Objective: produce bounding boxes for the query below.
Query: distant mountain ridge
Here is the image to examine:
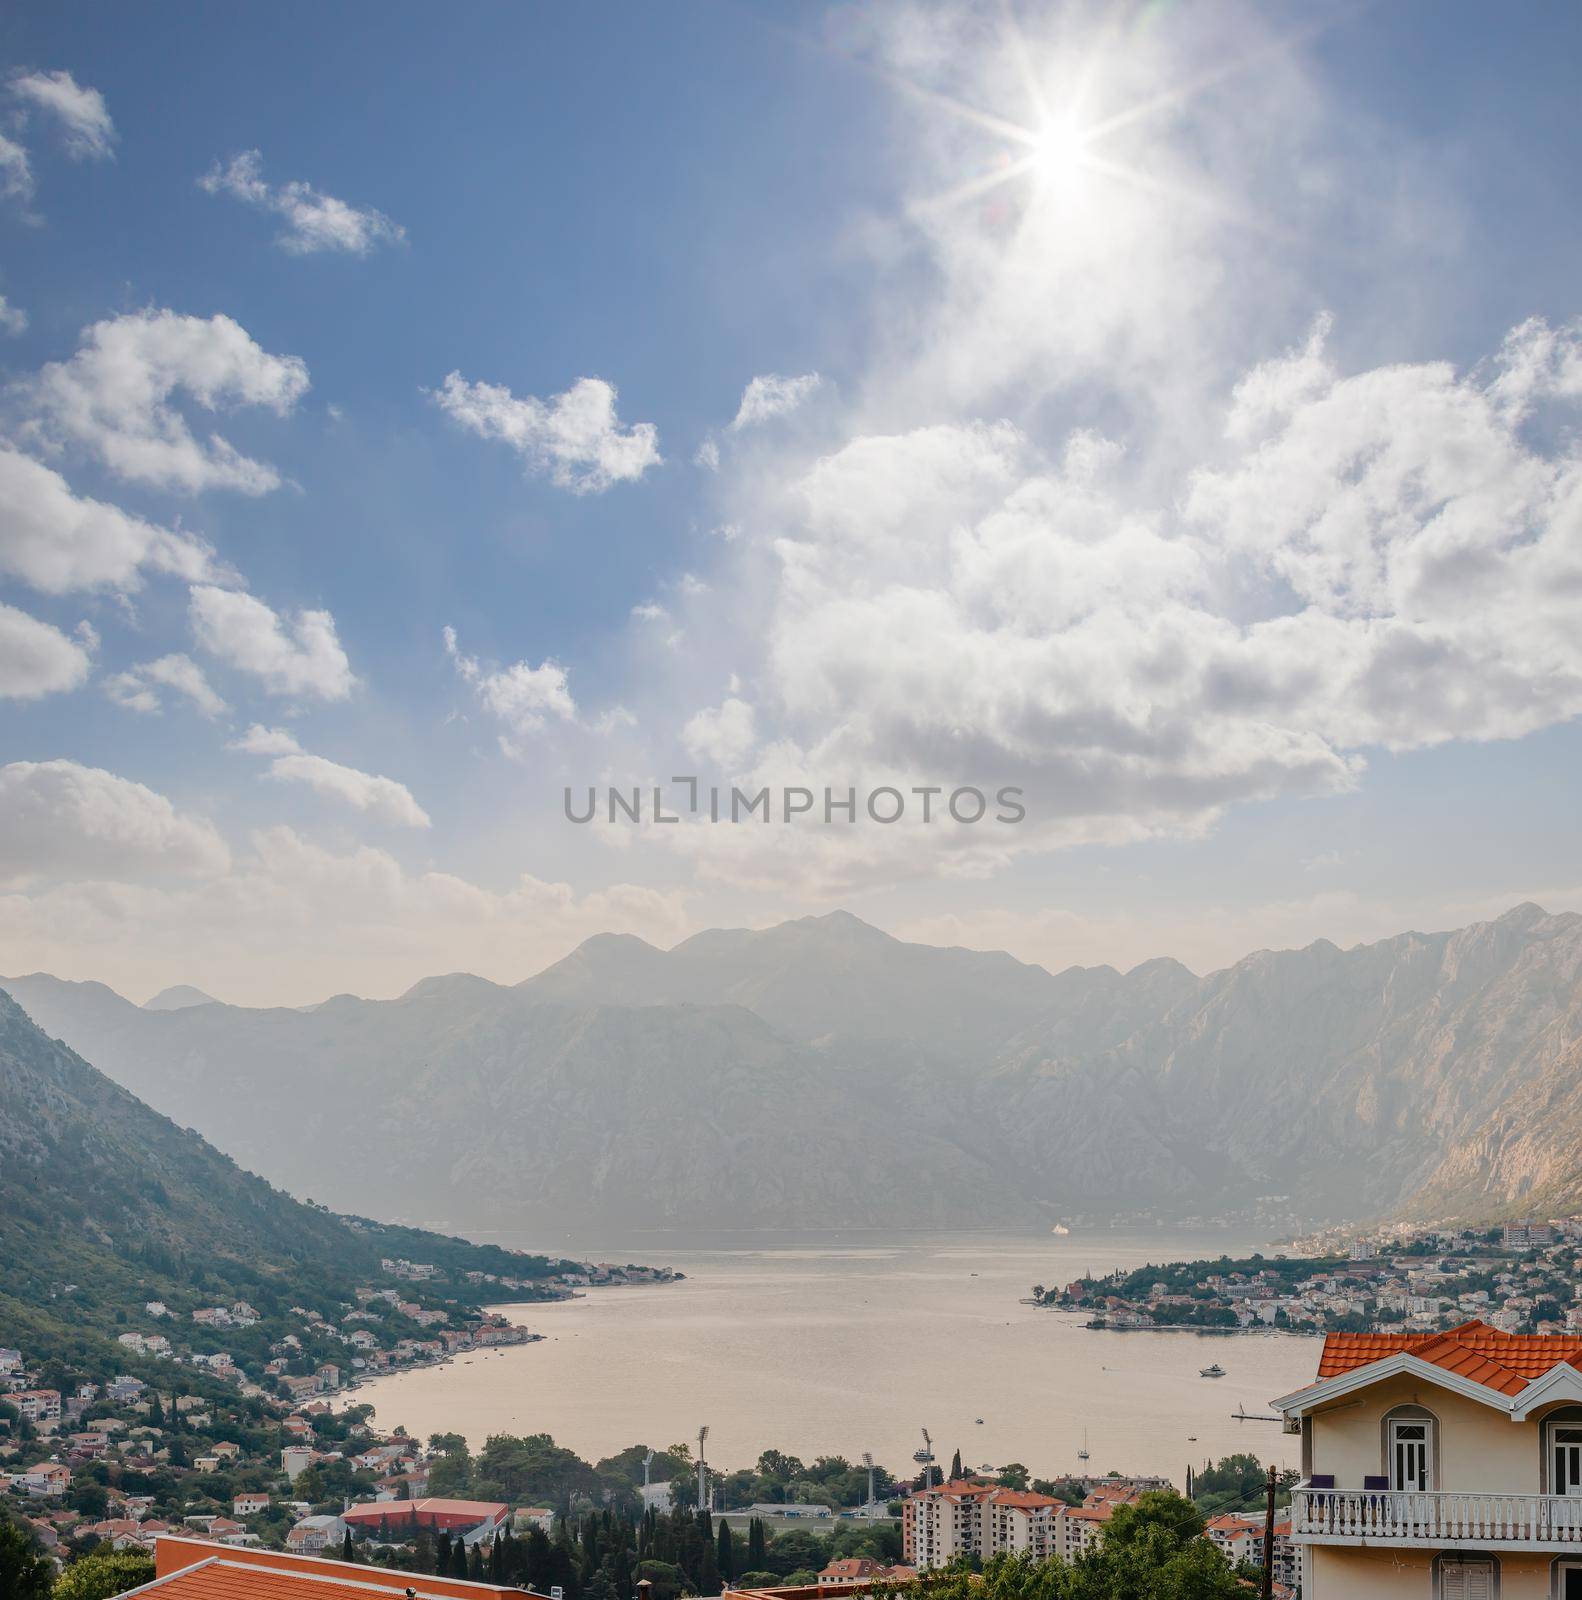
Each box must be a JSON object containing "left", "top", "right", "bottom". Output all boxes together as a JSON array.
[{"left": 6, "top": 904, "right": 1582, "bottom": 1234}]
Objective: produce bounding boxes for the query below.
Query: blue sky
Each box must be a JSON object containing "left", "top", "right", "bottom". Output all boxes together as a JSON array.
[{"left": 2, "top": 0, "right": 1581, "bottom": 1003}]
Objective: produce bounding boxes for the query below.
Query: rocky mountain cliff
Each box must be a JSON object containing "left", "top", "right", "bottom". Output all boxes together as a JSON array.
[{"left": 6, "top": 904, "right": 1582, "bottom": 1235}]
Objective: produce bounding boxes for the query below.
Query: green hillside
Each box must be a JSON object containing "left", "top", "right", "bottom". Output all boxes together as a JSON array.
[{"left": 0, "top": 988, "right": 572, "bottom": 1371}]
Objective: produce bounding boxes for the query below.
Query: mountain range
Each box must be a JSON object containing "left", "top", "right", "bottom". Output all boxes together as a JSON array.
[{"left": 5, "top": 903, "right": 1582, "bottom": 1236}]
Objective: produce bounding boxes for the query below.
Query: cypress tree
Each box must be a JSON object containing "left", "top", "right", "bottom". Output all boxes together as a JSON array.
[
  {"left": 341, "top": 1530, "right": 355, "bottom": 1563},
  {"left": 716, "top": 1519, "right": 735, "bottom": 1580},
  {"left": 468, "top": 1546, "right": 484, "bottom": 1582},
  {"left": 435, "top": 1531, "right": 452, "bottom": 1576},
  {"left": 950, "top": 1450, "right": 962, "bottom": 1482},
  {"left": 451, "top": 1540, "right": 469, "bottom": 1580}
]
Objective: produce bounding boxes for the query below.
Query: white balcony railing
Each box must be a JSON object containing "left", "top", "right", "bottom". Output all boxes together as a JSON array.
[{"left": 1291, "top": 1485, "right": 1582, "bottom": 1547}]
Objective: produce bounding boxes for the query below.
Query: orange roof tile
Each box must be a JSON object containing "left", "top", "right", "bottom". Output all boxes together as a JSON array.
[
  {"left": 1315, "top": 1319, "right": 1582, "bottom": 1397},
  {"left": 150, "top": 1537, "right": 531, "bottom": 1600}
]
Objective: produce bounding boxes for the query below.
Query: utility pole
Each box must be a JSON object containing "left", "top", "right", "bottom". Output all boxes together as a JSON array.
[
  {"left": 1260, "top": 1463, "right": 1277, "bottom": 1600},
  {"left": 697, "top": 1426, "right": 710, "bottom": 1512}
]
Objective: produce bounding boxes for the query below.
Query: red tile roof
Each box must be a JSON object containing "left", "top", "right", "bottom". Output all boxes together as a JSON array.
[
  {"left": 150, "top": 1537, "right": 532, "bottom": 1600},
  {"left": 1316, "top": 1319, "right": 1582, "bottom": 1397}
]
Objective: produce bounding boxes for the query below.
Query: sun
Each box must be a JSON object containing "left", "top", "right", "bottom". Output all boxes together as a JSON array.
[{"left": 1029, "top": 115, "right": 1093, "bottom": 188}]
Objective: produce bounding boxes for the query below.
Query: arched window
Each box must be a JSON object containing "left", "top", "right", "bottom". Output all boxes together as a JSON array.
[
  {"left": 1382, "top": 1403, "right": 1439, "bottom": 1492},
  {"left": 1542, "top": 1407, "right": 1582, "bottom": 1496}
]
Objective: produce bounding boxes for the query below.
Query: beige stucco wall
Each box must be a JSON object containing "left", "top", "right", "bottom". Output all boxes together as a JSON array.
[
  {"left": 1310, "top": 1373, "right": 1552, "bottom": 1493},
  {"left": 1309, "top": 1544, "right": 1572, "bottom": 1597}
]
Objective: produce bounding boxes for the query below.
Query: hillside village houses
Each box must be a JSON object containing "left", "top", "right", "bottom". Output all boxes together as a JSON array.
[{"left": 1049, "top": 1216, "right": 1582, "bottom": 1338}]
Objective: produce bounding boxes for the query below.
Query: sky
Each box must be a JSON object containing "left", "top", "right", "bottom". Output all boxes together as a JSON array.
[{"left": 1, "top": 0, "right": 1580, "bottom": 1006}]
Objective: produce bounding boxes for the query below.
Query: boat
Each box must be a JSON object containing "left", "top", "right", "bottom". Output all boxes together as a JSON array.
[
  {"left": 1077, "top": 1430, "right": 1090, "bottom": 1463},
  {"left": 1050, "top": 1224, "right": 1070, "bottom": 1236},
  {"left": 975, "top": 1417, "right": 984, "bottom": 1425},
  {"left": 1200, "top": 1363, "right": 1226, "bottom": 1378}
]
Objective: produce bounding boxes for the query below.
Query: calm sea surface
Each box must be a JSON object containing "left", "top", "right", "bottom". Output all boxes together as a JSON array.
[{"left": 349, "top": 1231, "right": 1313, "bottom": 1484}]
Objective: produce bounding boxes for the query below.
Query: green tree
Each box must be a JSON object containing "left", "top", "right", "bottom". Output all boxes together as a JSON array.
[
  {"left": 1102, "top": 1490, "right": 1205, "bottom": 1553},
  {"left": 996, "top": 1464, "right": 1030, "bottom": 1491},
  {"left": 717, "top": 1518, "right": 735, "bottom": 1580},
  {"left": 54, "top": 1547, "right": 156, "bottom": 1600},
  {"left": 0, "top": 1521, "right": 52, "bottom": 1600}
]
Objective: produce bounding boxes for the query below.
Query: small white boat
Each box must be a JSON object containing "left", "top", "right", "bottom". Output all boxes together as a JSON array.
[{"left": 1200, "top": 1363, "right": 1227, "bottom": 1378}]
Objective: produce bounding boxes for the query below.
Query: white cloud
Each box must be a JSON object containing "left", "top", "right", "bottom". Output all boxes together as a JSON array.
[
  {"left": 229, "top": 723, "right": 303, "bottom": 757},
  {"left": 189, "top": 586, "right": 355, "bottom": 701},
  {"left": 0, "top": 294, "right": 26, "bottom": 334},
  {"left": 0, "top": 445, "right": 221, "bottom": 594},
  {"left": 0, "top": 602, "right": 92, "bottom": 700},
  {"left": 9, "top": 69, "right": 115, "bottom": 161},
  {"left": 694, "top": 436, "right": 720, "bottom": 471},
  {"left": 228, "top": 724, "right": 430, "bottom": 828},
  {"left": 433, "top": 371, "right": 661, "bottom": 494},
  {"left": 0, "top": 759, "right": 228, "bottom": 887},
  {"left": 0, "top": 132, "right": 32, "bottom": 204},
  {"left": 26, "top": 310, "right": 310, "bottom": 494},
  {"left": 105, "top": 654, "right": 227, "bottom": 718},
  {"left": 682, "top": 697, "right": 757, "bottom": 768},
  {"left": 0, "top": 825, "right": 690, "bottom": 1006},
  {"left": 443, "top": 625, "right": 576, "bottom": 737},
  {"left": 730, "top": 372, "right": 823, "bottom": 431},
  {"left": 198, "top": 150, "right": 405, "bottom": 256},
  {"left": 654, "top": 314, "right": 1582, "bottom": 894}
]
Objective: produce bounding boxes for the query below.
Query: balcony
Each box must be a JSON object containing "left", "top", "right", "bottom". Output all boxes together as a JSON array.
[{"left": 1291, "top": 1484, "right": 1582, "bottom": 1551}]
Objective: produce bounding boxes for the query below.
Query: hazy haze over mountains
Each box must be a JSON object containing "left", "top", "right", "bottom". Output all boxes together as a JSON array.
[{"left": 6, "top": 904, "right": 1582, "bottom": 1238}]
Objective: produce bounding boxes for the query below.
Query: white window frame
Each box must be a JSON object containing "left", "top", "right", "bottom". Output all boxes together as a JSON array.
[
  {"left": 1389, "top": 1416, "right": 1432, "bottom": 1492},
  {"left": 1548, "top": 1421, "right": 1582, "bottom": 1497}
]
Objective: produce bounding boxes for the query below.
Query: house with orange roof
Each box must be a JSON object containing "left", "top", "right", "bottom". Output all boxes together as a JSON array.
[
  {"left": 1273, "top": 1318, "right": 1582, "bottom": 1598},
  {"left": 124, "top": 1534, "right": 547, "bottom": 1599}
]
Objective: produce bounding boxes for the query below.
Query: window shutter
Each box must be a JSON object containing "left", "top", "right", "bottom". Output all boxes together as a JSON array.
[{"left": 1440, "top": 1560, "right": 1495, "bottom": 1600}]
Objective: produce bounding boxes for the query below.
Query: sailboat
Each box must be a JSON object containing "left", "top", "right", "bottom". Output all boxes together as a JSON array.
[{"left": 1077, "top": 1429, "right": 1090, "bottom": 1463}]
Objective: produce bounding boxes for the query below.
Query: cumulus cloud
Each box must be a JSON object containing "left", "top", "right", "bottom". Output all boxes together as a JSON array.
[
  {"left": 650, "top": 314, "right": 1582, "bottom": 894},
  {"left": 198, "top": 150, "right": 405, "bottom": 255},
  {"left": 0, "top": 825, "right": 689, "bottom": 1005},
  {"left": 104, "top": 654, "right": 227, "bottom": 718},
  {"left": 0, "top": 602, "right": 92, "bottom": 700},
  {"left": 0, "top": 445, "right": 221, "bottom": 594},
  {"left": 25, "top": 310, "right": 310, "bottom": 494},
  {"left": 730, "top": 372, "right": 823, "bottom": 430},
  {"left": 443, "top": 625, "right": 576, "bottom": 740},
  {"left": 0, "top": 294, "right": 26, "bottom": 334},
  {"left": 189, "top": 586, "right": 355, "bottom": 701},
  {"left": 228, "top": 724, "right": 430, "bottom": 828},
  {"left": 9, "top": 69, "right": 115, "bottom": 161},
  {"left": 0, "top": 759, "right": 228, "bottom": 887},
  {"left": 433, "top": 372, "right": 661, "bottom": 494},
  {"left": 682, "top": 697, "right": 757, "bottom": 767}
]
